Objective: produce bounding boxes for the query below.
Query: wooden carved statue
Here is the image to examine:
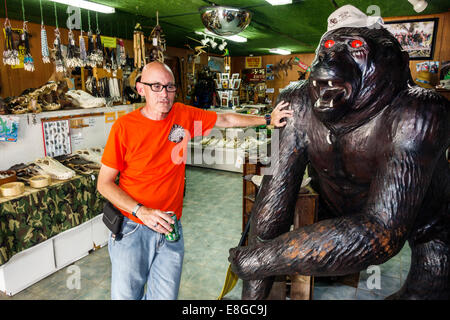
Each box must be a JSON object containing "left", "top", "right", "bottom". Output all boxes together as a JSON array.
[{"left": 228, "top": 6, "right": 449, "bottom": 300}]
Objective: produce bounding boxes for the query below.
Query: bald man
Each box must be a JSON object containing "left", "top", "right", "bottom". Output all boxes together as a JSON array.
[{"left": 97, "top": 61, "right": 292, "bottom": 300}]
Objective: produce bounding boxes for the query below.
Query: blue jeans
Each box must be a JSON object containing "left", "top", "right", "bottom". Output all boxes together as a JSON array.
[{"left": 108, "top": 216, "right": 184, "bottom": 300}]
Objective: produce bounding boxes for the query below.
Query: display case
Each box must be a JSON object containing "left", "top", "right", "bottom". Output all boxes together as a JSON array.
[{"left": 187, "top": 125, "right": 271, "bottom": 173}]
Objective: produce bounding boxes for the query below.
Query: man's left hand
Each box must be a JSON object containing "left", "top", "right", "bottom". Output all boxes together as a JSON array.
[{"left": 270, "top": 100, "right": 293, "bottom": 127}]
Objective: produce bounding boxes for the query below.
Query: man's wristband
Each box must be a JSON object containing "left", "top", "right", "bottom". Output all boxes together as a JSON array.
[
  {"left": 264, "top": 114, "right": 271, "bottom": 125},
  {"left": 132, "top": 203, "right": 143, "bottom": 217}
]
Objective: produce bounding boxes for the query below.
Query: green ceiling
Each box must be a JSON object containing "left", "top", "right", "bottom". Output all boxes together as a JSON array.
[{"left": 1, "top": 0, "right": 449, "bottom": 56}]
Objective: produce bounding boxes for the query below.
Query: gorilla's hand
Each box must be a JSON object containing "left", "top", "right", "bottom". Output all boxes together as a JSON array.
[
  {"left": 229, "top": 245, "right": 258, "bottom": 280},
  {"left": 229, "top": 237, "right": 283, "bottom": 281}
]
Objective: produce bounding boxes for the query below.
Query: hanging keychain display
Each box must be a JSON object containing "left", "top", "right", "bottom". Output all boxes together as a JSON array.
[
  {"left": 20, "top": 0, "right": 34, "bottom": 71},
  {"left": 149, "top": 11, "right": 166, "bottom": 63},
  {"left": 79, "top": 10, "right": 87, "bottom": 67},
  {"left": 66, "top": 28, "right": 80, "bottom": 68},
  {"left": 39, "top": 0, "right": 50, "bottom": 63},
  {"left": 52, "top": 2, "right": 65, "bottom": 72},
  {"left": 133, "top": 23, "right": 145, "bottom": 69},
  {"left": 117, "top": 39, "right": 126, "bottom": 68},
  {"left": 94, "top": 12, "right": 104, "bottom": 66},
  {"left": 22, "top": 21, "right": 34, "bottom": 71},
  {"left": 53, "top": 28, "right": 65, "bottom": 73},
  {"left": 2, "top": 19, "right": 18, "bottom": 66},
  {"left": 2, "top": 0, "right": 19, "bottom": 66},
  {"left": 86, "top": 11, "right": 97, "bottom": 68}
]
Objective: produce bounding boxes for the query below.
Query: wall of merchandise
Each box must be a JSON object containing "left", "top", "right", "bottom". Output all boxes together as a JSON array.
[{"left": 0, "top": 104, "right": 135, "bottom": 170}]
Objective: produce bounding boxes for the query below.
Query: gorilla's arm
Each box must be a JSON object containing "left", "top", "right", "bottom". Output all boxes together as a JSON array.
[
  {"left": 235, "top": 82, "right": 310, "bottom": 299},
  {"left": 229, "top": 91, "right": 449, "bottom": 282}
]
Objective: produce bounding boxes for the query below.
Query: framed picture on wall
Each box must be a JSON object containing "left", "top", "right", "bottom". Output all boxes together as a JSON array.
[
  {"left": 42, "top": 119, "right": 72, "bottom": 157},
  {"left": 384, "top": 18, "right": 438, "bottom": 60}
]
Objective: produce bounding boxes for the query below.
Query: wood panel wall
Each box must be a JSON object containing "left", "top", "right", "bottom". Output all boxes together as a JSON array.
[
  {"left": 1, "top": 11, "right": 448, "bottom": 101},
  {"left": 384, "top": 11, "right": 450, "bottom": 84},
  {"left": 231, "top": 11, "right": 449, "bottom": 106},
  {"left": 0, "top": 18, "right": 192, "bottom": 98}
]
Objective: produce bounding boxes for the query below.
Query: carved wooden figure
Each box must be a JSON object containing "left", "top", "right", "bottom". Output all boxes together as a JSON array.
[{"left": 228, "top": 26, "right": 449, "bottom": 300}]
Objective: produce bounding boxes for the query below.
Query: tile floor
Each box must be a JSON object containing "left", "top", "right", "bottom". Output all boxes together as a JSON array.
[{"left": 0, "top": 166, "right": 411, "bottom": 300}]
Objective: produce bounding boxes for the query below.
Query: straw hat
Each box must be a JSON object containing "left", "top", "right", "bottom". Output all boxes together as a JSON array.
[
  {"left": 415, "top": 71, "right": 433, "bottom": 89},
  {"left": 327, "top": 4, "right": 384, "bottom": 31}
]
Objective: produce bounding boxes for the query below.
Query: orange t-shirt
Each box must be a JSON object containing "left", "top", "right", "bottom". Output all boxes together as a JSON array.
[{"left": 101, "top": 103, "right": 218, "bottom": 224}]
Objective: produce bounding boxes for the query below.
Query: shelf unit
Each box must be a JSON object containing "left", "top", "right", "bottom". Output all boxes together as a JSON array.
[{"left": 242, "top": 156, "right": 319, "bottom": 300}]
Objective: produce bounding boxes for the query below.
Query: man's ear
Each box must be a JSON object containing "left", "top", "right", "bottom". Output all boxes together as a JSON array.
[{"left": 135, "top": 82, "right": 145, "bottom": 96}]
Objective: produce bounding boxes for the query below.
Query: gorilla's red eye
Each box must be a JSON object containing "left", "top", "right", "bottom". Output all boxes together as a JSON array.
[
  {"left": 351, "top": 40, "right": 363, "bottom": 48},
  {"left": 324, "top": 40, "right": 335, "bottom": 48}
]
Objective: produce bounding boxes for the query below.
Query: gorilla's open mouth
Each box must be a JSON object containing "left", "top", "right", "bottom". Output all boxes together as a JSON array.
[{"left": 310, "top": 79, "right": 352, "bottom": 112}]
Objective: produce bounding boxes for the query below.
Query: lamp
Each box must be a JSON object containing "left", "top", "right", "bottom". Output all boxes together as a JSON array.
[
  {"left": 49, "top": 0, "right": 115, "bottom": 14},
  {"left": 201, "top": 37, "right": 210, "bottom": 46},
  {"left": 196, "top": 30, "right": 247, "bottom": 43},
  {"left": 408, "top": 0, "right": 428, "bottom": 13},
  {"left": 269, "top": 48, "right": 291, "bottom": 55},
  {"left": 209, "top": 39, "right": 218, "bottom": 49},
  {"left": 218, "top": 40, "right": 227, "bottom": 51},
  {"left": 265, "top": 0, "right": 292, "bottom": 5}
]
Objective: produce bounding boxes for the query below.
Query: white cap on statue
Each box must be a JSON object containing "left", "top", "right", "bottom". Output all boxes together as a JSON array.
[{"left": 327, "top": 4, "right": 384, "bottom": 31}]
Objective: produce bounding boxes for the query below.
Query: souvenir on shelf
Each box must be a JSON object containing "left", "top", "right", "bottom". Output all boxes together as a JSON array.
[
  {"left": 34, "top": 157, "right": 75, "bottom": 181},
  {"left": 8, "top": 162, "right": 42, "bottom": 184},
  {"left": 74, "top": 148, "right": 103, "bottom": 166},
  {"left": 54, "top": 153, "right": 100, "bottom": 175}
]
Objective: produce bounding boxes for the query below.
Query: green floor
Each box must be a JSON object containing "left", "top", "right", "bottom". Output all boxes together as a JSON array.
[{"left": 0, "top": 166, "right": 411, "bottom": 300}]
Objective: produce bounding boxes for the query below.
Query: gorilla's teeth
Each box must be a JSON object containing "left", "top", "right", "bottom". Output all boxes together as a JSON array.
[
  {"left": 328, "top": 81, "right": 333, "bottom": 87},
  {"left": 313, "top": 80, "right": 317, "bottom": 87},
  {"left": 330, "top": 99, "right": 334, "bottom": 108}
]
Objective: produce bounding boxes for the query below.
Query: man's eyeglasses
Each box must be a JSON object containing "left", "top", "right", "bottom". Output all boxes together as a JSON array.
[{"left": 139, "top": 82, "right": 177, "bottom": 92}]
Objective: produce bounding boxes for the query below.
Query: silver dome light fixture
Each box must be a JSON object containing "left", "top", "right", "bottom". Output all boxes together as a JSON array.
[{"left": 199, "top": 5, "right": 252, "bottom": 36}]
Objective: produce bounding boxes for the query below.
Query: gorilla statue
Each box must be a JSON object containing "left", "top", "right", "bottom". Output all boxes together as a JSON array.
[{"left": 228, "top": 24, "right": 449, "bottom": 300}]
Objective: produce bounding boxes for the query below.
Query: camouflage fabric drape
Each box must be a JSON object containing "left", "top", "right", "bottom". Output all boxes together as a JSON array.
[{"left": 0, "top": 174, "right": 104, "bottom": 266}]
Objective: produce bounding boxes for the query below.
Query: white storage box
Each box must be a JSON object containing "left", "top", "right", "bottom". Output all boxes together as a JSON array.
[
  {"left": 53, "top": 220, "right": 93, "bottom": 268},
  {"left": 91, "top": 214, "right": 110, "bottom": 248},
  {"left": 0, "top": 239, "right": 56, "bottom": 296}
]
